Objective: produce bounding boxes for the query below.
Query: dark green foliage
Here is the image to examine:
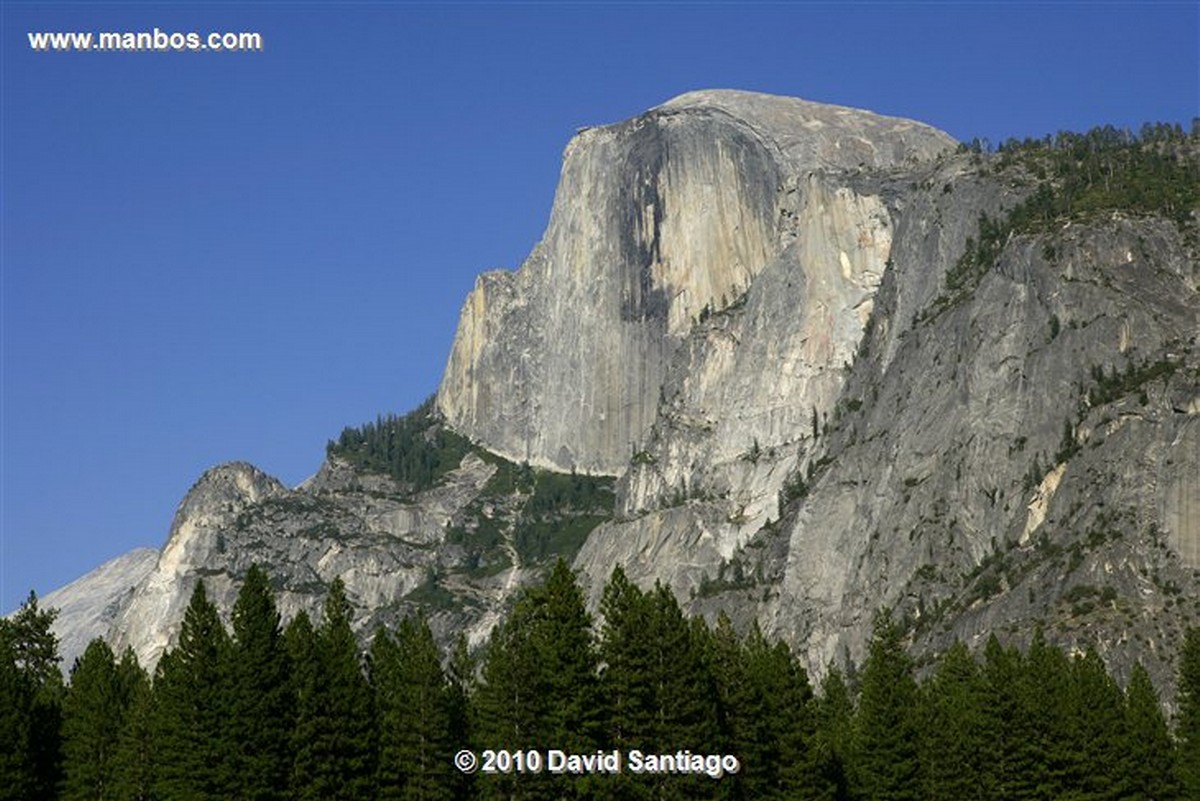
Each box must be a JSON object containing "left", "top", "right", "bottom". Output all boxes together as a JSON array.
[
  {"left": 474, "top": 560, "right": 600, "bottom": 799},
  {"left": 1178, "top": 627, "right": 1200, "bottom": 798},
  {"left": 450, "top": 459, "right": 615, "bottom": 568},
  {"left": 60, "top": 639, "right": 130, "bottom": 800},
  {"left": 979, "top": 636, "right": 1039, "bottom": 800},
  {"left": 227, "top": 565, "right": 293, "bottom": 801},
  {"left": 854, "top": 610, "right": 921, "bottom": 801},
  {"left": 925, "top": 124, "right": 1199, "bottom": 321},
  {"left": 597, "top": 568, "right": 722, "bottom": 800},
  {"left": 0, "top": 634, "right": 35, "bottom": 801},
  {"left": 327, "top": 396, "right": 473, "bottom": 493},
  {"left": 514, "top": 471, "right": 615, "bottom": 564},
  {"left": 598, "top": 573, "right": 717, "bottom": 753},
  {"left": 1055, "top": 418, "right": 1080, "bottom": 464},
  {"left": 291, "top": 579, "right": 377, "bottom": 801},
  {"left": 917, "top": 641, "right": 987, "bottom": 801},
  {"left": 996, "top": 124, "right": 1199, "bottom": 225},
  {"left": 373, "top": 617, "right": 455, "bottom": 801},
  {"left": 712, "top": 618, "right": 814, "bottom": 800},
  {"left": 1087, "top": 358, "right": 1181, "bottom": 408},
  {"left": 1065, "top": 648, "right": 1127, "bottom": 800},
  {"left": 805, "top": 665, "right": 855, "bottom": 801},
  {"left": 597, "top": 567, "right": 653, "bottom": 752},
  {"left": 0, "top": 592, "right": 65, "bottom": 801},
  {"left": 16, "top": 566, "right": 1200, "bottom": 801},
  {"left": 778, "top": 469, "right": 810, "bottom": 508},
  {"left": 1123, "top": 663, "right": 1178, "bottom": 800},
  {"left": 109, "top": 651, "right": 154, "bottom": 801},
  {"left": 1023, "top": 629, "right": 1074, "bottom": 798},
  {"left": 151, "top": 581, "right": 232, "bottom": 801}
]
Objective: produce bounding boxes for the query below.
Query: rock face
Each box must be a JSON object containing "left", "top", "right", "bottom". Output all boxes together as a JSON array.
[
  {"left": 754, "top": 173, "right": 1200, "bottom": 690},
  {"left": 439, "top": 90, "right": 1198, "bottom": 691},
  {"left": 41, "top": 548, "right": 158, "bottom": 670},
  {"left": 43, "top": 91, "right": 1198, "bottom": 696},
  {"left": 50, "top": 429, "right": 614, "bottom": 670},
  {"left": 437, "top": 90, "right": 954, "bottom": 475}
]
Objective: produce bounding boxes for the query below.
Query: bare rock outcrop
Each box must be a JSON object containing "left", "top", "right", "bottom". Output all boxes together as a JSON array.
[{"left": 437, "top": 90, "right": 954, "bottom": 475}]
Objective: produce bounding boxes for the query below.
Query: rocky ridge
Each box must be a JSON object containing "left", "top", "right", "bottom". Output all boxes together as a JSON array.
[{"left": 38, "top": 92, "right": 1199, "bottom": 695}]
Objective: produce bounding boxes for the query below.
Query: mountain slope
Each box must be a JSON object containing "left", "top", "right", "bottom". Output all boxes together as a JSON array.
[{"left": 40, "top": 94, "right": 1198, "bottom": 695}]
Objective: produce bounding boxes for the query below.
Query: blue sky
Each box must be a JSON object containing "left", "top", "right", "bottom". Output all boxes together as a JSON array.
[{"left": 2, "top": 1, "right": 1197, "bottom": 613}]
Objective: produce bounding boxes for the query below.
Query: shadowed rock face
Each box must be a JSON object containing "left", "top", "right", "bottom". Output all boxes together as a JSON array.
[{"left": 437, "top": 90, "right": 955, "bottom": 475}]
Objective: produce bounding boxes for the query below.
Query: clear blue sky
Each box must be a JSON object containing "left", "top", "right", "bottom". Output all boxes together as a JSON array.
[{"left": 2, "top": 1, "right": 1197, "bottom": 613}]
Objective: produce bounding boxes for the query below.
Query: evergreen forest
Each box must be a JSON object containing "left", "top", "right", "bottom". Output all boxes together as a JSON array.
[{"left": 3, "top": 561, "right": 1199, "bottom": 801}]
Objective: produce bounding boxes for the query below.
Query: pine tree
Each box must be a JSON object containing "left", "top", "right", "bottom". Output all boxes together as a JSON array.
[
  {"left": 151, "top": 580, "right": 232, "bottom": 801},
  {"left": 474, "top": 560, "right": 600, "bottom": 800},
  {"left": 598, "top": 566, "right": 655, "bottom": 753},
  {"left": 284, "top": 609, "right": 317, "bottom": 799},
  {"left": 1021, "top": 629, "right": 1071, "bottom": 798},
  {"left": 291, "top": 579, "right": 377, "bottom": 801},
  {"left": 709, "top": 612, "right": 762, "bottom": 798},
  {"left": 110, "top": 650, "right": 154, "bottom": 801},
  {"left": 1066, "top": 648, "right": 1125, "bottom": 801},
  {"left": 60, "top": 638, "right": 127, "bottom": 800},
  {"left": 1122, "top": 662, "right": 1178, "bottom": 800},
  {"left": 646, "top": 584, "right": 719, "bottom": 751},
  {"left": 917, "top": 641, "right": 986, "bottom": 801},
  {"left": 539, "top": 560, "right": 602, "bottom": 748},
  {"left": 853, "top": 610, "right": 920, "bottom": 801},
  {"left": 744, "top": 625, "right": 814, "bottom": 800},
  {"left": 979, "top": 635, "right": 1038, "bottom": 801},
  {"left": 374, "top": 617, "right": 455, "bottom": 801},
  {"left": 804, "top": 665, "right": 854, "bottom": 801},
  {"left": 0, "top": 617, "right": 35, "bottom": 801},
  {"left": 0, "top": 591, "right": 65, "bottom": 800},
  {"left": 446, "top": 633, "right": 475, "bottom": 801},
  {"left": 227, "top": 565, "right": 293, "bottom": 801},
  {"left": 1178, "top": 627, "right": 1200, "bottom": 799}
]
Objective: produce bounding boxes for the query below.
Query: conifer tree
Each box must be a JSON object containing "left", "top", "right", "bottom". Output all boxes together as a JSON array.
[
  {"left": 598, "top": 566, "right": 655, "bottom": 752},
  {"left": 744, "top": 625, "right": 814, "bottom": 800},
  {"left": 1, "top": 592, "right": 65, "bottom": 800},
  {"left": 1178, "top": 627, "right": 1200, "bottom": 798},
  {"left": 1021, "top": 628, "right": 1072, "bottom": 798},
  {"left": 853, "top": 610, "right": 920, "bottom": 801},
  {"left": 110, "top": 650, "right": 154, "bottom": 801},
  {"left": 227, "top": 565, "right": 293, "bottom": 801},
  {"left": 374, "top": 617, "right": 455, "bottom": 801},
  {"left": 710, "top": 612, "right": 761, "bottom": 796},
  {"left": 446, "top": 633, "right": 475, "bottom": 801},
  {"left": 1122, "top": 662, "right": 1178, "bottom": 800},
  {"left": 151, "top": 580, "right": 232, "bottom": 801},
  {"left": 917, "top": 641, "right": 986, "bottom": 801},
  {"left": 805, "top": 665, "right": 854, "bottom": 801},
  {"left": 284, "top": 609, "right": 317, "bottom": 798},
  {"left": 979, "top": 635, "right": 1038, "bottom": 801},
  {"left": 0, "top": 617, "right": 36, "bottom": 801},
  {"left": 291, "top": 579, "right": 377, "bottom": 801},
  {"left": 60, "top": 638, "right": 127, "bottom": 800},
  {"left": 1066, "top": 648, "right": 1125, "bottom": 801},
  {"left": 475, "top": 560, "right": 600, "bottom": 800},
  {"left": 596, "top": 567, "right": 657, "bottom": 801},
  {"left": 646, "top": 584, "right": 719, "bottom": 751}
]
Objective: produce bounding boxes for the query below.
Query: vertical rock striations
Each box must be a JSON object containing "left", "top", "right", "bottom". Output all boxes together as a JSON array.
[{"left": 437, "top": 90, "right": 955, "bottom": 476}]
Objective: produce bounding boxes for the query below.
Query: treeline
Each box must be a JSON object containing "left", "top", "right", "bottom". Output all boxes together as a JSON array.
[
  {"left": 994, "top": 123, "right": 1200, "bottom": 228},
  {"left": 4, "top": 563, "right": 1200, "bottom": 800},
  {"left": 924, "top": 122, "right": 1199, "bottom": 323},
  {"left": 327, "top": 396, "right": 474, "bottom": 493}
]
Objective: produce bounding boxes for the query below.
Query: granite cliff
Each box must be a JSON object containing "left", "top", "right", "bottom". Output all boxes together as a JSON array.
[{"left": 40, "top": 92, "right": 1198, "bottom": 694}]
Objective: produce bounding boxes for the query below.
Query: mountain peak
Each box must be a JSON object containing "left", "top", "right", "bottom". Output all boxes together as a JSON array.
[{"left": 651, "top": 88, "right": 957, "bottom": 171}]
